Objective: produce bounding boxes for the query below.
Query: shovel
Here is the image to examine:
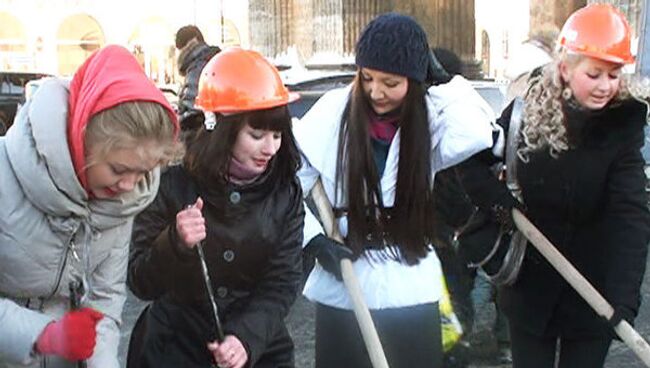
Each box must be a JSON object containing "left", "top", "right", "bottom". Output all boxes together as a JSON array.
[
  {"left": 187, "top": 203, "right": 225, "bottom": 342},
  {"left": 196, "top": 240, "right": 226, "bottom": 342}
]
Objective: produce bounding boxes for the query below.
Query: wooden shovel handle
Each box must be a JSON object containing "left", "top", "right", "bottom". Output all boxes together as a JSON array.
[
  {"left": 311, "top": 179, "right": 390, "bottom": 368},
  {"left": 512, "top": 209, "right": 650, "bottom": 367}
]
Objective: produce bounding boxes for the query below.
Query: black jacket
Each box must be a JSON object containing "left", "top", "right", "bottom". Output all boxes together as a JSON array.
[
  {"left": 177, "top": 41, "right": 220, "bottom": 128},
  {"left": 461, "top": 98, "right": 650, "bottom": 337},
  {"left": 128, "top": 165, "right": 304, "bottom": 366}
]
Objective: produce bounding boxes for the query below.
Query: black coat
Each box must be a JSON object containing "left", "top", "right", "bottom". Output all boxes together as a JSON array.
[
  {"left": 128, "top": 165, "right": 304, "bottom": 366},
  {"left": 462, "top": 98, "right": 650, "bottom": 338}
]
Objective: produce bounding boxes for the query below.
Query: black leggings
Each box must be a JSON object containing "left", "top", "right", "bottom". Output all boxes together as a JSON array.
[
  {"left": 314, "top": 302, "right": 443, "bottom": 368},
  {"left": 509, "top": 322, "right": 613, "bottom": 368}
]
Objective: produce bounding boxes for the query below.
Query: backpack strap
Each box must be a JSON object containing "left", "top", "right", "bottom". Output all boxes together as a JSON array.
[{"left": 482, "top": 97, "right": 527, "bottom": 286}]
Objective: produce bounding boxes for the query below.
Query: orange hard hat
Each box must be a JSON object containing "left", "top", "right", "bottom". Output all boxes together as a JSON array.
[
  {"left": 195, "top": 47, "right": 299, "bottom": 114},
  {"left": 558, "top": 3, "right": 634, "bottom": 64}
]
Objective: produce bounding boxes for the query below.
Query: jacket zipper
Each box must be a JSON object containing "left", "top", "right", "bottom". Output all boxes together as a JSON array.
[
  {"left": 44, "top": 236, "right": 73, "bottom": 301},
  {"left": 40, "top": 236, "right": 77, "bottom": 368}
]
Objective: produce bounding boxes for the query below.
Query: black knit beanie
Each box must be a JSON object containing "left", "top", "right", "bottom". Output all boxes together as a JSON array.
[{"left": 355, "top": 13, "right": 430, "bottom": 82}]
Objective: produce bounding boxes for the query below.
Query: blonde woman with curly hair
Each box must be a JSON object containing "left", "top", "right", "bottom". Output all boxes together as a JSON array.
[
  {"left": 519, "top": 50, "right": 631, "bottom": 161},
  {"left": 455, "top": 4, "right": 650, "bottom": 367}
]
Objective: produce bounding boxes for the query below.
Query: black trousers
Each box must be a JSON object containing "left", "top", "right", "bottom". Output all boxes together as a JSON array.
[
  {"left": 509, "top": 322, "right": 613, "bottom": 368},
  {"left": 314, "top": 302, "right": 443, "bottom": 368}
]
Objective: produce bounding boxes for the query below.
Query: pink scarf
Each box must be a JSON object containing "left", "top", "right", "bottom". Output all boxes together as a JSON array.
[
  {"left": 228, "top": 157, "right": 262, "bottom": 185},
  {"left": 368, "top": 110, "right": 399, "bottom": 143}
]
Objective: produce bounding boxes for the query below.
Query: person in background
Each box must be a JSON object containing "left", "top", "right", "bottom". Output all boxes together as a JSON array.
[
  {"left": 294, "top": 13, "right": 498, "bottom": 368},
  {"left": 430, "top": 46, "right": 475, "bottom": 368},
  {"left": 433, "top": 47, "right": 463, "bottom": 76},
  {"left": 127, "top": 47, "right": 304, "bottom": 368},
  {"left": 175, "top": 25, "right": 221, "bottom": 135},
  {"left": 432, "top": 46, "right": 511, "bottom": 366},
  {"left": 0, "top": 45, "right": 181, "bottom": 368},
  {"left": 456, "top": 4, "right": 650, "bottom": 367},
  {"left": 504, "top": 26, "right": 558, "bottom": 102}
]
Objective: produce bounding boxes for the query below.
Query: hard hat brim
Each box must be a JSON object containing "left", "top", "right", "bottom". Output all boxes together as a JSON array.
[{"left": 197, "top": 91, "right": 301, "bottom": 114}]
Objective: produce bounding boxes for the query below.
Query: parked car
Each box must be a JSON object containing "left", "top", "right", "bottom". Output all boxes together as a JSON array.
[
  {"left": 22, "top": 77, "right": 180, "bottom": 125},
  {"left": 280, "top": 69, "right": 354, "bottom": 118},
  {"left": 283, "top": 70, "right": 508, "bottom": 118},
  {"left": 0, "top": 72, "right": 51, "bottom": 135},
  {"left": 469, "top": 79, "right": 509, "bottom": 116}
]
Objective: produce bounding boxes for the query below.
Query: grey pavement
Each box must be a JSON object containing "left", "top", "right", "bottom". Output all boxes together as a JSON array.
[
  {"left": 604, "top": 266, "right": 650, "bottom": 368},
  {"left": 118, "top": 254, "right": 650, "bottom": 368}
]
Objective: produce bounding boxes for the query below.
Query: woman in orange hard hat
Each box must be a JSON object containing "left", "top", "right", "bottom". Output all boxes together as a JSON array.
[
  {"left": 127, "top": 47, "right": 304, "bottom": 368},
  {"left": 455, "top": 4, "right": 650, "bottom": 367}
]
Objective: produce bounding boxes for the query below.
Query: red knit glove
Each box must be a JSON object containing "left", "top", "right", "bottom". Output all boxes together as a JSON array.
[{"left": 35, "top": 308, "right": 104, "bottom": 361}]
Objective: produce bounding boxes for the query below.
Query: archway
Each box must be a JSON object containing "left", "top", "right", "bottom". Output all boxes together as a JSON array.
[
  {"left": 56, "top": 13, "right": 106, "bottom": 75},
  {"left": 0, "top": 12, "right": 28, "bottom": 70},
  {"left": 129, "top": 16, "right": 175, "bottom": 84}
]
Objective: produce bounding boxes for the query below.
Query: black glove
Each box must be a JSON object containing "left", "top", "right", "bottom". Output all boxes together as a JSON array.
[
  {"left": 304, "top": 234, "right": 353, "bottom": 281},
  {"left": 608, "top": 306, "right": 635, "bottom": 328},
  {"left": 491, "top": 196, "right": 526, "bottom": 234},
  {"left": 604, "top": 305, "right": 636, "bottom": 341}
]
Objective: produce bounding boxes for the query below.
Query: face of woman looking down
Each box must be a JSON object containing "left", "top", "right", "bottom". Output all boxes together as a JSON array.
[
  {"left": 85, "top": 143, "right": 160, "bottom": 199},
  {"left": 232, "top": 123, "right": 282, "bottom": 175},
  {"left": 360, "top": 68, "right": 409, "bottom": 115},
  {"left": 560, "top": 56, "right": 623, "bottom": 110}
]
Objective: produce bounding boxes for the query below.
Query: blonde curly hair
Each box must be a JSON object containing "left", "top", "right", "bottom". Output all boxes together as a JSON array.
[{"left": 518, "top": 51, "right": 631, "bottom": 161}]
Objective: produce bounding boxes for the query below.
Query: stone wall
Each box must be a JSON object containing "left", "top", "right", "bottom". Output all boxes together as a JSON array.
[
  {"left": 249, "top": 0, "right": 479, "bottom": 73},
  {"left": 249, "top": 0, "right": 292, "bottom": 57},
  {"left": 529, "top": 0, "right": 585, "bottom": 42},
  {"left": 588, "top": 0, "right": 643, "bottom": 32}
]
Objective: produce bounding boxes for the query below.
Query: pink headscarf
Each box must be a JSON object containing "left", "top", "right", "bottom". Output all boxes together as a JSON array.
[{"left": 67, "top": 45, "right": 179, "bottom": 191}]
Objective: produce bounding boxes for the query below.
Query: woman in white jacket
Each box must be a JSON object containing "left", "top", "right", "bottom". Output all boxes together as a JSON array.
[
  {"left": 293, "top": 13, "right": 498, "bottom": 367},
  {"left": 0, "top": 45, "right": 180, "bottom": 368}
]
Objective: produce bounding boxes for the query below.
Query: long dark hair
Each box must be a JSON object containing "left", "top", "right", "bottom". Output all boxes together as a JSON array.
[
  {"left": 184, "top": 105, "right": 300, "bottom": 185},
  {"left": 335, "top": 72, "right": 436, "bottom": 265}
]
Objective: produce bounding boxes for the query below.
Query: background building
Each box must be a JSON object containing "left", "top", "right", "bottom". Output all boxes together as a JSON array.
[
  {"left": 249, "top": 0, "right": 481, "bottom": 75},
  {"left": 0, "top": 0, "right": 644, "bottom": 81},
  {"left": 247, "top": 0, "right": 589, "bottom": 79}
]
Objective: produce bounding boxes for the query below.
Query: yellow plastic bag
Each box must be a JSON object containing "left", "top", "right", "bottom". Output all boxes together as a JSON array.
[{"left": 440, "top": 276, "right": 463, "bottom": 352}]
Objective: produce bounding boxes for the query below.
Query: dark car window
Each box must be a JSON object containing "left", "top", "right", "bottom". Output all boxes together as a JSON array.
[
  {"left": 1, "top": 73, "right": 48, "bottom": 95},
  {"left": 0, "top": 72, "right": 52, "bottom": 134},
  {"left": 0, "top": 80, "right": 24, "bottom": 95},
  {"left": 286, "top": 74, "right": 354, "bottom": 118}
]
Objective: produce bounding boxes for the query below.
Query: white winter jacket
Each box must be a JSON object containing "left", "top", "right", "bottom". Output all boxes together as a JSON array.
[
  {"left": 0, "top": 79, "right": 159, "bottom": 367},
  {"left": 294, "top": 76, "right": 497, "bottom": 310}
]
